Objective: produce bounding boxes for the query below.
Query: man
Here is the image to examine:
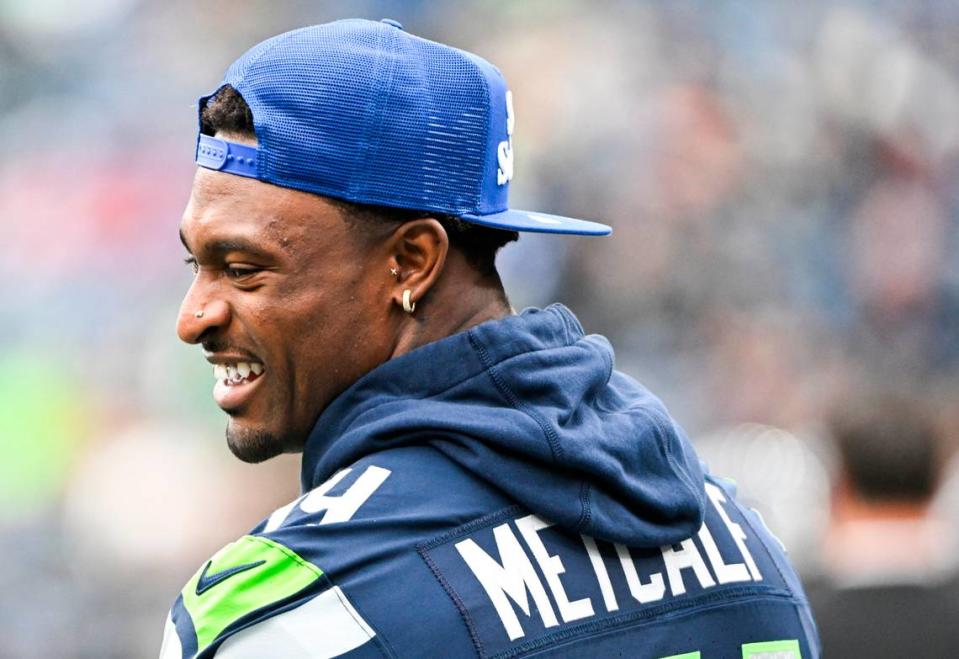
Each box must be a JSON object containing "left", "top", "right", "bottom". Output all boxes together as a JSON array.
[
  {"left": 162, "top": 18, "right": 819, "bottom": 658},
  {"left": 806, "top": 390, "right": 959, "bottom": 658}
]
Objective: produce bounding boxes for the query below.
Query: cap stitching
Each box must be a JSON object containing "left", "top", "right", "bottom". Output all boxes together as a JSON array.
[
  {"left": 455, "top": 53, "right": 492, "bottom": 215},
  {"left": 351, "top": 25, "right": 400, "bottom": 198}
]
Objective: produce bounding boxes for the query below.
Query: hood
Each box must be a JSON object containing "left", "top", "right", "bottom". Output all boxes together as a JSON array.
[{"left": 301, "top": 304, "right": 705, "bottom": 548}]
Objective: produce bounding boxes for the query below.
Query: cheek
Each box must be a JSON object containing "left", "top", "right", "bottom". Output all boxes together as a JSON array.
[
  {"left": 267, "top": 287, "right": 342, "bottom": 376},
  {"left": 263, "top": 262, "right": 386, "bottom": 394},
  {"left": 303, "top": 298, "right": 381, "bottom": 385}
]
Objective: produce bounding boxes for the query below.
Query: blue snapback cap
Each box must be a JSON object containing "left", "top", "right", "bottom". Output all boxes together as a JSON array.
[{"left": 195, "top": 18, "right": 611, "bottom": 236}]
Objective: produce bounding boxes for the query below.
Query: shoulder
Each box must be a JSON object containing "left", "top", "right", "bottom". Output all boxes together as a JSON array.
[
  {"left": 163, "top": 446, "right": 509, "bottom": 658},
  {"left": 257, "top": 446, "right": 512, "bottom": 551}
]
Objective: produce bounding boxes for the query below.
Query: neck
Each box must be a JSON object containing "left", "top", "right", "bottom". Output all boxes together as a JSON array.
[{"left": 390, "top": 256, "right": 512, "bottom": 359}]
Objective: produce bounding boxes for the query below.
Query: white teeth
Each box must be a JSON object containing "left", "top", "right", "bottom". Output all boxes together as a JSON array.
[{"left": 213, "top": 362, "right": 264, "bottom": 382}]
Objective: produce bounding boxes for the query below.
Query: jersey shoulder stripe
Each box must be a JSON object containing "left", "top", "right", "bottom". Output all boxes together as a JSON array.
[
  {"left": 214, "top": 585, "right": 377, "bottom": 658},
  {"left": 181, "top": 534, "right": 321, "bottom": 654},
  {"left": 162, "top": 534, "right": 375, "bottom": 658}
]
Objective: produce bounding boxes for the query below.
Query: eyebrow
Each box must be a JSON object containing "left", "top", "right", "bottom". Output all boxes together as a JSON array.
[{"left": 179, "top": 227, "right": 275, "bottom": 259}]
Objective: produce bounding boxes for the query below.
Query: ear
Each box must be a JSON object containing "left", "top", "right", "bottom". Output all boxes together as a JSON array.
[{"left": 386, "top": 218, "right": 449, "bottom": 312}]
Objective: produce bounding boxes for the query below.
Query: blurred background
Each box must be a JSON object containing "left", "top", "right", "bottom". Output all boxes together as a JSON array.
[{"left": 1, "top": 0, "right": 958, "bottom": 656}]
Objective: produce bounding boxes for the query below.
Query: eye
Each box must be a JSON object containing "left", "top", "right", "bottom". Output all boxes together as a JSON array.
[
  {"left": 183, "top": 256, "right": 198, "bottom": 274},
  {"left": 225, "top": 264, "right": 261, "bottom": 280}
]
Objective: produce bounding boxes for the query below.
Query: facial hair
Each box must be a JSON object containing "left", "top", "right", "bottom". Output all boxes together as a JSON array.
[{"left": 225, "top": 421, "right": 285, "bottom": 463}]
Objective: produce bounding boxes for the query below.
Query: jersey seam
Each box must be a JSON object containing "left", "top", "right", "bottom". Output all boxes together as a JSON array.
[
  {"left": 468, "top": 331, "right": 564, "bottom": 465},
  {"left": 418, "top": 544, "right": 485, "bottom": 658},
  {"left": 415, "top": 506, "right": 531, "bottom": 659},
  {"left": 419, "top": 506, "right": 526, "bottom": 550},
  {"left": 577, "top": 481, "right": 593, "bottom": 530},
  {"left": 492, "top": 587, "right": 799, "bottom": 659},
  {"left": 312, "top": 572, "right": 398, "bottom": 659},
  {"left": 467, "top": 329, "right": 604, "bottom": 534},
  {"left": 632, "top": 404, "right": 703, "bottom": 520},
  {"left": 245, "top": 534, "right": 325, "bottom": 579},
  {"left": 334, "top": 585, "right": 376, "bottom": 642}
]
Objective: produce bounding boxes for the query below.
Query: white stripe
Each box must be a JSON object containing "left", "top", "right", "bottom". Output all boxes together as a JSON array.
[
  {"left": 215, "top": 586, "right": 376, "bottom": 658},
  {"left": 158, "top": 614, "right": 182, "bottom": 659}
]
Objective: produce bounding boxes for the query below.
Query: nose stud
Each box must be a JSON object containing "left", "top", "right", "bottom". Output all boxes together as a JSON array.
[{"left": 194, "top": 309, "right": 205, "bottom": 319}]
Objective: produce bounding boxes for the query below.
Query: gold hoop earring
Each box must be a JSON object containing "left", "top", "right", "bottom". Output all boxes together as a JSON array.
[{"left": 402, "top": 289, "right": 416, "bottom": 314}]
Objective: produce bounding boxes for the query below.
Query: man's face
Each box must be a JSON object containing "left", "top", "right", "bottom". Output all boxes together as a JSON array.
[{"left": 177, "top": 167, "right": 392, "bottom": 462}]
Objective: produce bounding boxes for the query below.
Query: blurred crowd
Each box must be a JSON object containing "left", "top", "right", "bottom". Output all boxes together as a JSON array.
[{"left": 1, "top": 1, "right": 957, "bottom": 656}]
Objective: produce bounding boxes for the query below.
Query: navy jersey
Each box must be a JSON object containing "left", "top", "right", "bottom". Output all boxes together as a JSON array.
[{"left": 161, "top": 305, "right": 819, "bottom": 658}]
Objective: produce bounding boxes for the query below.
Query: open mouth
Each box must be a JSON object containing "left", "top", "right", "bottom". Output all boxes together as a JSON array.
[
  {"left": 213, "top": 361, "right": 264, "bottom": 385},
  {"left": 212, "top": 361, "right": 266, "bottom": 411}
]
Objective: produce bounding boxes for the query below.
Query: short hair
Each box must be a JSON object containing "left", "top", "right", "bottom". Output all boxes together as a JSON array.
[
  {"left": 200, "top": 85, "right": 518, "bottom": 277},
  {"left": 829, "top": 391, "right": 942, "bottom": 503}
]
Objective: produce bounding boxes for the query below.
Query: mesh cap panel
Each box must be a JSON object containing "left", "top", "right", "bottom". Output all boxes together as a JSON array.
[{"left": 195, "top": 19, "right": 612, "bottom": 236}]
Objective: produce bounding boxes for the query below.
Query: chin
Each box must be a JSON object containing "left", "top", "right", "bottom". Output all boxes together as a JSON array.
[{"left": 225, "top": 422, "right": 285, "bottom": 463}]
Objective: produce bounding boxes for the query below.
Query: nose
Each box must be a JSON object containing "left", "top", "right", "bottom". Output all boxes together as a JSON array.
[{"left": 176, "top": 282, "right": 231, "bottom": 344}]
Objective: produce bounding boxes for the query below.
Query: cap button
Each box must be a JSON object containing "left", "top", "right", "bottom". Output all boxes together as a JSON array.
[{"left": 380, "top": 18, "right": 404, "bottom": 30}]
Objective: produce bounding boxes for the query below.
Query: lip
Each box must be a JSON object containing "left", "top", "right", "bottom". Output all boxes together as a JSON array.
[
  {"left": 213, "top": 371, "right": 265, "bottom": 412},
  {"left": 204, "top": 352, "right": 263, "bottom": 366}
]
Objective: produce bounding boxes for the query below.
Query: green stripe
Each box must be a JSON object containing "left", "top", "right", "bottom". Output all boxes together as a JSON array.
[
  {"left": 742, "top": 639, "right": 801, "bottom": 658},
  {"left": 181, "top": 535, "right": 323, "bottom": 653},
  {"left": 661, "top": 653, "right": 701, "bottom": 659}
]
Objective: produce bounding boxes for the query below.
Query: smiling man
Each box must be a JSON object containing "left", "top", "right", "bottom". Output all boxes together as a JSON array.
[
  {"left": 176, "top": 96, "right": 527, "bottom": 465},
  {"left": 162, "top": 18, "right": 819, "bottom": 659}
]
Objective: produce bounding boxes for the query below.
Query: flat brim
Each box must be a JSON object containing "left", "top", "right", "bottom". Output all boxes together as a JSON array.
[{"left": 459, "top": 209, "right": 612, "bottom": 236}]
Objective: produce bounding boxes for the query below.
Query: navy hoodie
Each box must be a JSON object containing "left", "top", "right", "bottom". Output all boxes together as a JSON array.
[{"left": 160, "top": 305, "right": 820, "bottom": 659}]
